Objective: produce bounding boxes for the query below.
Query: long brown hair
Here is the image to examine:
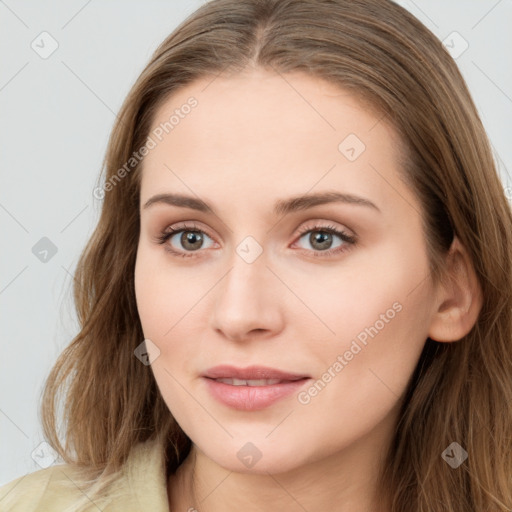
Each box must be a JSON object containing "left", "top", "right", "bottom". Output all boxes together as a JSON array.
[{"left": 39, "top": 0, "right": 512, "bottom": 510}]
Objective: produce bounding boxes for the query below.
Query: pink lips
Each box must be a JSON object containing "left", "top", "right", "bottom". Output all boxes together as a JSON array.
[{"left": 202, "top": 365, "right": 311, "bottom": 411}]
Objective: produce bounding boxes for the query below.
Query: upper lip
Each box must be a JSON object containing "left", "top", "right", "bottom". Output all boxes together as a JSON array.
[{"left": 203, "top": 365, "right": 310, "bottom": 381}]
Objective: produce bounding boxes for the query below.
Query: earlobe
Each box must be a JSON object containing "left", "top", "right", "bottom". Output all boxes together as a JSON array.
[{"left": 428, "top": 237, "right": 483, "bottom": 343}]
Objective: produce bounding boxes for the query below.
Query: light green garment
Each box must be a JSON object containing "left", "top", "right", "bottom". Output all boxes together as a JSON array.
[{"left": 0, "top": 437, "right": 171, "bottom": 511}]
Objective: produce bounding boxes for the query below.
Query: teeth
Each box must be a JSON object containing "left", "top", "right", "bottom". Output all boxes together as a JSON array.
[{"left": 215, "top": 378, "right": 283, "bottom": 386}]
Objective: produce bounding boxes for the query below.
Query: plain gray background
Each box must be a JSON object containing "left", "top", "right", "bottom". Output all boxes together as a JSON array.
[{"left": 1, "top": 0, "right": 511, "bottom": 486}]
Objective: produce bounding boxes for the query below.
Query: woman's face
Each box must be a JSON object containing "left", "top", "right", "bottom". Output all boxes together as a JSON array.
[{"left": 134, "top": 68, "right": 438, "bottom": 474}]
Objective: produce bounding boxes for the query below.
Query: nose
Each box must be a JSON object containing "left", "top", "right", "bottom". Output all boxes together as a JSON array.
[{"left": 210, "top": 248, "right": 285, "bottom": 343}]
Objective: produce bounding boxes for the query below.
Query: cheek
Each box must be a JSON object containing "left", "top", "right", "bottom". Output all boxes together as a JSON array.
[
  {"left": 294, "top": 243, "right": 433, "bottom": 414},
  {"left": 284, "top": 236, "right": 430, "bottom": 345},
  {"left": 134, "top": 250, "right": 196, "bottom": 411},
  {"left": 289, "top": 239, "right": 433, "bottom": 407},
  {"left": 134, "top": 244, "right": 199, "bottom": 343},
  {"left": 134, "top": 245, "right": 220, "bottom": 401}
]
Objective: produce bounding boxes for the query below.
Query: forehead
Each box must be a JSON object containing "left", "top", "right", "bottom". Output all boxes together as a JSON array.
[
  {"left": 140, "top": 69, "right": 417, "bottom": 219},
  {"left": 147, "top": 68, "right": 389, "bottom": 153}
]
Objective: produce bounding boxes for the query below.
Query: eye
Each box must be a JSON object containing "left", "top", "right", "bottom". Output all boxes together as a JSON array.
[
  {"left": 153, "top": 221, "right": 357, "bottom": 259},
  {"left": 292, "top": 223, "right": 357, "bottom": 258},
  {"left": 154, "top": 222, "right": 215, "bottom": 258}
]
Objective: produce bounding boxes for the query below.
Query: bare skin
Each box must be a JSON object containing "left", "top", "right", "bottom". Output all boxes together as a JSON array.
[{"left": 134, "top": 67, "right": 482, "bottom": 512}]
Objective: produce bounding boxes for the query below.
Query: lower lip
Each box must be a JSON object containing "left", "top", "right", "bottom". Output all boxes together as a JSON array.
[{"left": 203, "top": 377, "right": 311, "bottom": 411}]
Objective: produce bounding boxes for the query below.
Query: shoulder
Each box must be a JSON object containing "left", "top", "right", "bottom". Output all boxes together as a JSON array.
[
  {"left": 0, "top": 464, "right": 92, "bottom": 511},
  {"left": 0, "top": 437, "right": 170, "bottom": 512}
]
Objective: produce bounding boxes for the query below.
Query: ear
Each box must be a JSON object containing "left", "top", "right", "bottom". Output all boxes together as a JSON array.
[{"left": 428, "top": 236, "right": 483, "bottom": 343}]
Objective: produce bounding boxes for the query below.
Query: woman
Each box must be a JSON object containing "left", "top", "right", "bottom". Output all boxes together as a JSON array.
[{"left": 1, "top": 0, "right": 511, "bottom": 510}]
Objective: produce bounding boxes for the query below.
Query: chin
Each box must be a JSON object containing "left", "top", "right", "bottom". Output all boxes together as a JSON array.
[{"left": 193, "top": 437, "right": 316, "bottom": 475}]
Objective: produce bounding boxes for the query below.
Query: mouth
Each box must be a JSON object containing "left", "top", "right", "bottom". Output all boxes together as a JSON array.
[
  {"left": 202, "top": 365, "right": 311, "bottom": 411},
  {"left": 211, "top": 378, "right": 298, "bottom": 386}
]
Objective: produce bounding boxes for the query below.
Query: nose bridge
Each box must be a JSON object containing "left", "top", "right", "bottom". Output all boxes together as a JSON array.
[
  {"left": 211, "top": 236, "right": 283, "bottom": 338},
  {"left": 218, "top": 228, "right": 268, "bottom": 289},
  {"left": 222, "top": 240, "right": 270, "bottom": 302}
]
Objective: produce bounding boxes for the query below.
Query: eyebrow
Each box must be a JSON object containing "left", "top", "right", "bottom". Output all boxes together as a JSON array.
[{"left": 142, "top": 191, "right": 381, "bottom": 215}]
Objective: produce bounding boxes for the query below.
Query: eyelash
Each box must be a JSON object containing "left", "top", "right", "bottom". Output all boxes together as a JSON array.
[{"left": 153, "top": 222, "right": 357, "bottom": 259}]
